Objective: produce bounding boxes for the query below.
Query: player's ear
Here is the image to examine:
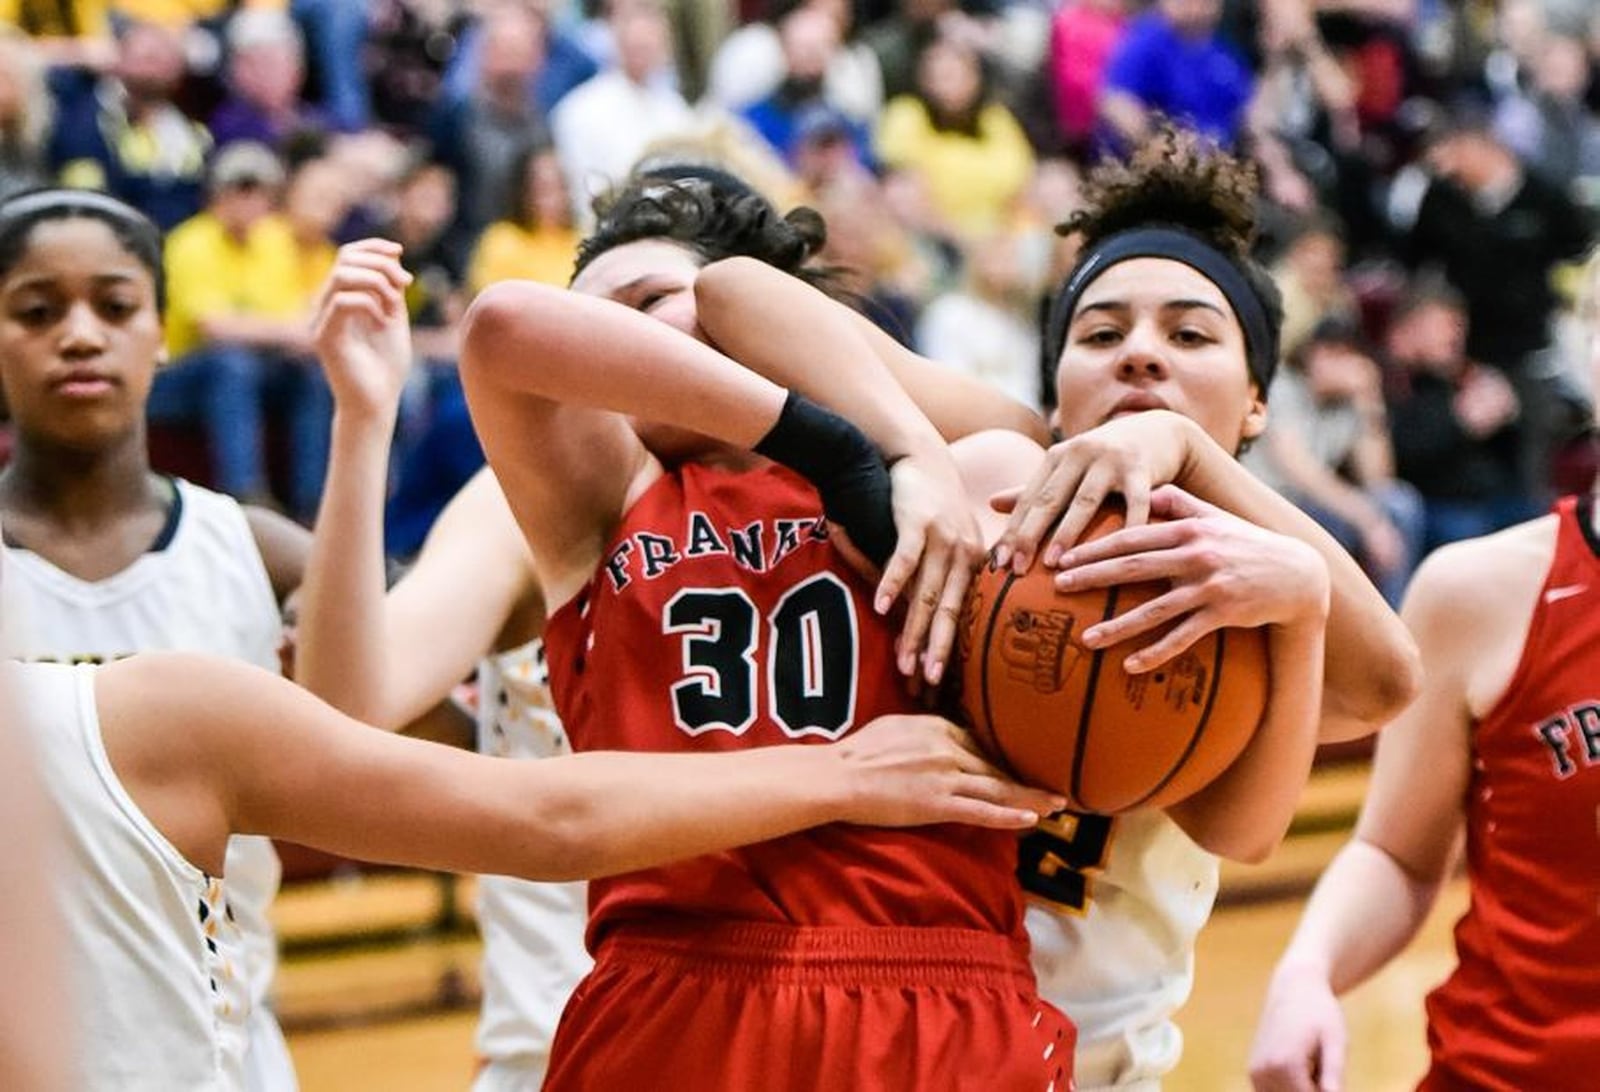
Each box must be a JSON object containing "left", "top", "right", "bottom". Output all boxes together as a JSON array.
[{"left": 1239, "top": 389, "right": 1267, "bottom": 442}]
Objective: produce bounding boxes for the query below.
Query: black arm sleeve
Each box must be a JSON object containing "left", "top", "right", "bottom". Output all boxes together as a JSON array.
[{"left": 754, "top": 391, "right": 897, "bottom": 567}]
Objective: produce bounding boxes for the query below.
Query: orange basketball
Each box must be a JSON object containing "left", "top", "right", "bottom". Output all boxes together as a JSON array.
[{"left": 954, "top": 507, "right": 1269, "bottom": 814}]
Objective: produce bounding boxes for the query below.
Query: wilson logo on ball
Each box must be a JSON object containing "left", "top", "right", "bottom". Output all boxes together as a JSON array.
[{"left": 998, "top": 608, "right": 1083, "bottom": 696}]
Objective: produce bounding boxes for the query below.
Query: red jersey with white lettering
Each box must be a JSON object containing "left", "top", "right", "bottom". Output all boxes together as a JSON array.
[
  {"left": 543, "top": 461, "right": 1026, "bottom": 945},
  {"left": 1421, "top": 495, "right": 1600, "bottom": 1092}
]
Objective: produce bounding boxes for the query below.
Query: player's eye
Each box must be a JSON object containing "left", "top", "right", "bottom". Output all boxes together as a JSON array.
[
  {"left": 1172, "top": 328, "right": 1212, "bottom": 347},
  {"left": 1076, "top": 327, "right": 1121, "bottom": 347},
  {"left": 8, "top": 300, "right": 54, "bottom": 326},
  {"left": 99, "top": 295, "right": 140, "bottom": 320}
]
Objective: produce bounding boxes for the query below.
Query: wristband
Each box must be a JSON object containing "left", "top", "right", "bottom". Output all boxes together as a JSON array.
[{"left": 754, "top": 391, "right": 897, "bottom": 567}]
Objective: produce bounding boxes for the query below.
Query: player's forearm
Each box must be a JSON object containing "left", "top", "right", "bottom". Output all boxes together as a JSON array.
[
  {"left": 295, "top": 410, "right": 401, "bottom": 726},
  {"left": 1277, "top": 838, "right": 1443, "bottom": 995},
  {"left": 1178, "top": 428, "right": 1421, "bottom": 739},
  {"left": 864, "top": 319, "right": 1052, "bottom": 447},
  {"left": 462, "top": 280, "right": 786, "bottom": 449},
  {"left": 1166, "top": 617, "right": 1325, "bottom": 863},
  {"left": 216, "top": 658, "right": 846, "bottom": 879},
  {"left": 500, "top": 746, "right": 854, "bottom": 881},
  {"left": 694, "top": 257, "right": 949, "bottom": 461},
  {"left": 310, "top": 743, "right": 851, "bottom": 882}
]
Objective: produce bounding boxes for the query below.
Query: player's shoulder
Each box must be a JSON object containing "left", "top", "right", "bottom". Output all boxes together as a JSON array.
[
  {"left": 1404, "top": 515, "right": 1557, "bottom": 634},
  {"left": 98, "top": 652, "right": 264, "bottom": 711},
  {"left": 1412, "top": 515, "right": 1557, "bottom": 592},
  {"left": 951, "top": 428, "right": 1048, "bottom": 492}
]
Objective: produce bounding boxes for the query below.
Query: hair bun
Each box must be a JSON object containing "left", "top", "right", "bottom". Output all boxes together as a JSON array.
[
  {"left": 577, "top": 177, "right": 837, "bottom": 288},
  {"left": 782, "top": 206, "right": 827, "bottom": 261}
]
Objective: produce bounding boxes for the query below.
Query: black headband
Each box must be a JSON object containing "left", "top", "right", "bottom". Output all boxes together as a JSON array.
[{"left": 1045, "top": 227, "right": 1279, "bottom": 392}]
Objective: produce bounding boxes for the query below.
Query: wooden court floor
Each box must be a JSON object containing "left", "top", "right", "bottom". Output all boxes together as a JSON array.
[{"left": 283, "top": 872, "right": 1468, "bottom": 1091}]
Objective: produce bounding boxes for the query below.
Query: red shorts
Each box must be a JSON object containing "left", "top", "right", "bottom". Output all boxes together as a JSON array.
[{"left": 543, "top": 920, "right": 1074, "bottom": 1092}]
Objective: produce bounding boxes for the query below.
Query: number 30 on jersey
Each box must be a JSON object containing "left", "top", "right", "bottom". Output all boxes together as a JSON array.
[{"left": 663, "top": 572, "right": 860, "bottom": 740}]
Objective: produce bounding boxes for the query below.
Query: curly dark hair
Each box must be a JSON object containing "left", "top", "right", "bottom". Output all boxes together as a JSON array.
[
  {"left": 1059, "top": 126, "right": 1262, "bottom": 262},
  {"left": 572, "top": 169, "right": 842, "bottom": 294},
  {"left": 1048, "top": 127, "right": 1285, "bottom": 396}
]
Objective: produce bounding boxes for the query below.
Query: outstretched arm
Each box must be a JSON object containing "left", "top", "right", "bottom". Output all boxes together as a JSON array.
[
  {"left": 1248, "top": 526, "right": 1543, "bottom": 1092},
  {"left": 95, "top": 654, "right": 1064, "bottom": 881},
  {"left": 297, "top": 242, "right": 536, "bottom": 728}
]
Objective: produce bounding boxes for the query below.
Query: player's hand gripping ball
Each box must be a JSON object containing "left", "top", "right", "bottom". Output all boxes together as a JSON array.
[{"left": 953, "top": 507, "right": 1268, "bottom": 813}]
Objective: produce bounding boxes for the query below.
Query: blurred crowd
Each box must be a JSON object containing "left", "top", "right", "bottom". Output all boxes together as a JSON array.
[{"left": 1, "top": 0, "right": 1597, "bottom": 598}]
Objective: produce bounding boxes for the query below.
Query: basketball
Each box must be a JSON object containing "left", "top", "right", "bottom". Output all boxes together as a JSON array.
[{"left": 954, "top": 507, "right": 1270, "bottom": 814}]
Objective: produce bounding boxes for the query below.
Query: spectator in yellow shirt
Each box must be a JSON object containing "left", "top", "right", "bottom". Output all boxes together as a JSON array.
[
  {"left": 0, "top": 0, "right": 114, "bottom": 69},
  {"left": 149, "top": 141, "right": 330, "bottom": 518},
  {"left": 467, "top": 143, "right": 581, "bottom": 295},
  {"left": 873, "top": 32, "right": 1033, "bottom": 241}
]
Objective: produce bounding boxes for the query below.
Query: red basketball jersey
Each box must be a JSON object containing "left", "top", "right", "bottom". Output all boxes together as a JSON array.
[
  {"left": 543, "top": 462, "right": 1026, "bottom": 946},
  {"left": 1421, "top": 495, "right": 1600, "bottom": 1091}
]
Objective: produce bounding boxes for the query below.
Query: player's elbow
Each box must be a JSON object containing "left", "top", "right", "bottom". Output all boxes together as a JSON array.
[
  {"left": 693, "top": 256, "right": 765, "bottom": 325},
  {"left": 1325, "top": 631, "right": 1423, "bottom": 743},
  {"left": 512, "top": 804, "right": 599, "bottom": 883},
  {"left": 1196, "top": 824, "right": 1285, "bottom": 866},
  {"left": 1377, "top": 635, "right": 1425, "bottom": 721},
  {"left": 515, "top": 791, "right": 628, "bottom": 883},
  {"left": 1005, "top": 405, "right": 1053, "bottom": 448},
  {"left": 1214, "top": 829, "right": 1283, "bottom": 866},
  {"left": 695, "top": 255, "right": 764, "bottom": 297},
  {"left": 1170, "top": 801, "right": 1290, "bottom": 865},
  {"left": 459, "top": 281, "right": 563, "bottom": 388}
]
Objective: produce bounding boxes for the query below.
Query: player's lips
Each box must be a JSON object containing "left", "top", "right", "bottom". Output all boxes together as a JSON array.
[
  {"left": 1105, "top": 391, "right": 1169, "bottom": 420},
  {"left": 49, "top": 368, "right": 120, "bottom": 397}
]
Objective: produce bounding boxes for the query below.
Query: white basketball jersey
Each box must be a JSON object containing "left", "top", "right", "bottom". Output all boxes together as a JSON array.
[
  {"left": 2, "top": 479, "right": 290, "bottom": 1087},
  {"left": 17, "top": 662, "right": 251, "bottom": 1091},
  {"left": 473, "top": 640, "right": 592, "bottom": 1076},
  {"left": 1023, "top": 809, "right": 1219, "bottom": 1092}
]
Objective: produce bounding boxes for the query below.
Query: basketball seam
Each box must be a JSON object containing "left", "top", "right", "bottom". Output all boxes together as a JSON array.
[
  {"left": 1069, "top": 585, "right": 1120, "bottom": 811},
  {"left": 1125, "top": 631, "right": 1227, "bottom": 811},
  {"left": 978, "top": 569, "right": 1023, "bottom": 777}
]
